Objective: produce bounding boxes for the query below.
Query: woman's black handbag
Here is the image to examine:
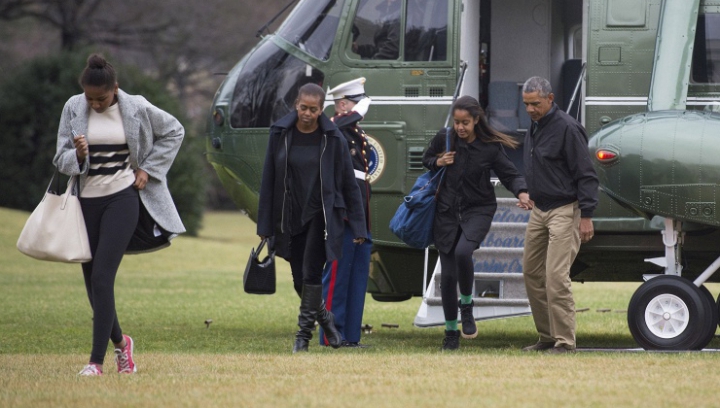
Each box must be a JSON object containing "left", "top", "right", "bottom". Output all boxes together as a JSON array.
[{"left": 243, "top": 238, "right": 276, "bottom": 294}]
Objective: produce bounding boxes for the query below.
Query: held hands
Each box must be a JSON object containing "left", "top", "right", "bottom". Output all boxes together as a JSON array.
[
  {"left": 133, "top": 168, "right": 149, "bottom": 190},
  {"left": 437, "top": 151, "right": 456, "bottom": 167},
  {"left": 74, "top": 134, "right": 89, "bottom": 162},
  {"left": 580, "top": 218, "right": 594, "bottom": 244},
  {"left": 516, "top": 192, "right": 533, "bottom": 210}
]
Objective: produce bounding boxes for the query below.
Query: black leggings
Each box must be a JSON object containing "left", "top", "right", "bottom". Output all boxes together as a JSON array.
[
  {"left": 289, "top": 211, "right": 327, "bottom": 297},
  {"left": 80, "top": 186, "right": 139, "bottom": 365},
  {"left": 439, "top": 228, "right": 480, "bottom": 322}
]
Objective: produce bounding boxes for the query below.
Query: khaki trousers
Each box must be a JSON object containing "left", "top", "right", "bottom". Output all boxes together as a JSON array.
[{"left": 522, "top": 202, "right": 580, "bottom": 349}]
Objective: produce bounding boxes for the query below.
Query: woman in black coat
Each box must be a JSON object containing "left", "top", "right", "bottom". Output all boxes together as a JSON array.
[
  {"left": 257, "top": 83, "right": 367, "bottom": 353},
  {"left": 422, "top": 95, "right": 531, "bottom": 351}
]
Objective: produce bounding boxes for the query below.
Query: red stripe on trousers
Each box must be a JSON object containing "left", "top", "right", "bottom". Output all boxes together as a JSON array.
[{"left": 323, "top": 260, "right": 339, "bottom": 346}]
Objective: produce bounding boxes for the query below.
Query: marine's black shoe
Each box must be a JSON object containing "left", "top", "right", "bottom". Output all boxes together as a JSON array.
[{"left": 342, "top": 341, "right": 369, "bottom": 348}]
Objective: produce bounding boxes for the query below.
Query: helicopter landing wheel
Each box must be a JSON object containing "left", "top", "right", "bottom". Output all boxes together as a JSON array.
[
  {"left": 693, "top": 285, "right": 718, "bottom": 350},
  {"left": 628, "top": 275, "right": 712, "bottom": 350}
]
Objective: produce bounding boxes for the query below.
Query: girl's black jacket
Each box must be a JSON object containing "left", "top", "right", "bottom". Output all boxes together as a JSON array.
[{"left": 423, "top": 128, "right": 527, "bottom": 254}]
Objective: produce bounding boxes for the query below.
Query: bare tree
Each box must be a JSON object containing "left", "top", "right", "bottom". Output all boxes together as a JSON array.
[
  {"left": 0, "top": 0, "right": 172, "bottom": 50},
  {"left": 0, "top": 0, "right": 303, "bottom": 209},
  {"left": 0, "top": 0, "right": 299, "bottom": 119}
]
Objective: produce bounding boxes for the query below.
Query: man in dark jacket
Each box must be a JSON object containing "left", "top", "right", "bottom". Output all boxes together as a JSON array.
[
  {"left": 257, "top": 83, "right": 367, "bottom": 353},
  {"left": 319, "top": 77, "right": 373, "bottom": 348},
  {"left": 520, "top": 76, "right": 599, "bottom": 354}
]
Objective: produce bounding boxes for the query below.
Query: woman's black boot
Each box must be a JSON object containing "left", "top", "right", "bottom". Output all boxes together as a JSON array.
[
  {"left": 317, "top": 298, "right": 343, "bottom": 348},
  {"left": 293, "top": 285, "right": 319, "bottom": 353}
]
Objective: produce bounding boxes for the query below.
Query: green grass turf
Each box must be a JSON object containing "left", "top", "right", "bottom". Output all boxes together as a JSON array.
[{"left": 2, "top": 208, "right": 720, "bottom": 407}]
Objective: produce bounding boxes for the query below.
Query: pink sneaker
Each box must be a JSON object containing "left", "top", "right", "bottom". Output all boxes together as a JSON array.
[
  {"left": 78, "top": 363, "right": 103, "bottom": 376},
  {"left": 114, "top": 334, "right": 137, "bottom": 374}
]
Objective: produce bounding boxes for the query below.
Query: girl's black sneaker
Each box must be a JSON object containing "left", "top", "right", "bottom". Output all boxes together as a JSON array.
[{"left": 442, "top": 330, "right": 460, "bottom": 351}]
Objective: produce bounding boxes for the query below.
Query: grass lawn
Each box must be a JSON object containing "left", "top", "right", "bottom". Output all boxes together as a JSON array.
[{"left": 1, "top": 207, "right": 719, "bottom": 407}]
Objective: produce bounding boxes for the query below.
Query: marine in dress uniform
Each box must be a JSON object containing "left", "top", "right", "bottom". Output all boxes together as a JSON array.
[{"left": 319, "top": 78, "right": 373, "bottom": 347}]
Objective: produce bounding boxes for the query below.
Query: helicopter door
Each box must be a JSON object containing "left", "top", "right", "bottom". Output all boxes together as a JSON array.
[{"left": 689, "top": 12, "right": 720, "bottom": 112}]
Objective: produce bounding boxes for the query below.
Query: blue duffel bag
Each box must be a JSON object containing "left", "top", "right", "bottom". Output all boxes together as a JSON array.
[
  {"left": 389, "top": 167, "right": 446, "bottom": 249},
  {"left": 389, "top": 128, "right": 450, "bottom": 249}
]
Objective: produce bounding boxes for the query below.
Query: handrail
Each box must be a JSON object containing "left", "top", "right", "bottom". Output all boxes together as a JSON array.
[
  {"left": 566, "top": 62, "right": 587, "bottom": 117},
  {"left": 443, "top": 61, "right": 469, "bottom": 128}
]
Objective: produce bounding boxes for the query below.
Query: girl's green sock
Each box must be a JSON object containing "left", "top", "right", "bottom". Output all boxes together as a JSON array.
[{"left": 445, "top": 320, "right": 458, "bottom": 331}]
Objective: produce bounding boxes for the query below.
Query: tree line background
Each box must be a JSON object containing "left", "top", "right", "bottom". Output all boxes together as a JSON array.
[{"left": 0, "top": 0, "right": 293, "bottom": 235}]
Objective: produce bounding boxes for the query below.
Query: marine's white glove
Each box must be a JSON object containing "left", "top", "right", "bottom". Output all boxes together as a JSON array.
[{"left": 353, "top": 97, "right": 371, "bottom": 118}]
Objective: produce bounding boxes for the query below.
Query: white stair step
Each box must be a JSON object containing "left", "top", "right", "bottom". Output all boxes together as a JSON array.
[
  {"left": 493, "top": 198, "right": 531, "bottom": 223},
  {"left": 473, "top": 272, "right": 525, "bottom": 280},
  {"left": 424, "top": 297, "right": 530, "bottom": 307},
  {"left": 431, "top": 271, "right": 525, "bottom": 280},
  {"left": 482, "top": 223, "right": 527, "bottom": 248},
  {"left": 476, "top": 247, "right": 525, "bottom": 255}
]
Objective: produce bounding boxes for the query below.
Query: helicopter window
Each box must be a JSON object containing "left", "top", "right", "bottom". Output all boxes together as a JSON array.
[
  {"left": 277, "top": 0, "right": 346, "bottom": 61},
  {"left": 229, "top": 41, "right": 325, "bottom": 128},
  {"left": 691, "top": 14, "right": 720, "bottom": 84},
  {"left": 404, "top": 0, "right": 448, "bottom": 61},
  {"left": 349, "top": 0, "right": 401, "bottom": 60}
]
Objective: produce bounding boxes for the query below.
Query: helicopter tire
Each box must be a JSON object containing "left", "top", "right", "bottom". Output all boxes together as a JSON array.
[
  {"left": 627, "top": 276, "right": 709, "bottom": 350},
  {"left": 692, "top": 285, "right": 718, "bottom": 350},
  {"left": 716, "top": 293, "right": 720, "bottom": 330}
]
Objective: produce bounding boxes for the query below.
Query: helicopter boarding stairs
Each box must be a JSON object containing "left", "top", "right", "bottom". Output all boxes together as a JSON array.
[{"left": 414, "top": 197, "right": 532, "bottom": 327}]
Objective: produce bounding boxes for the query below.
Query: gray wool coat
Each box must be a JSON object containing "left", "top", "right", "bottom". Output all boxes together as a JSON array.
[{"left": 53, "top": 89, "right": 186, "bottom": 236}]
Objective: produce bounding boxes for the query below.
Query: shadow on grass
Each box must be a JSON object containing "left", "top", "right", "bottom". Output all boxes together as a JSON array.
[{"left": 136, "top": 323, "right": 642, "bottom": 354}]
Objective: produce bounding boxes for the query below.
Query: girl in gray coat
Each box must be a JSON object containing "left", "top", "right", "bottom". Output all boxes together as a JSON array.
[{"left": 54, "top": 54, "right": 185, "bottom": 376}]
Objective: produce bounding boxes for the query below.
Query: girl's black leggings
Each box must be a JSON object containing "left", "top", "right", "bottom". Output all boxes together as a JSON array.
[
  {"left": 80, "top": 186, "right": 139, "bottom": 365},
  {"left": 439, "top": 227, "right": 481, "bottom": 322}
]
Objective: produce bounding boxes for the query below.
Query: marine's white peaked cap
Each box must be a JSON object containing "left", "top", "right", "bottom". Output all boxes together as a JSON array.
[{"left": 328, "top": 77, "right": 366, "bottom": 100}]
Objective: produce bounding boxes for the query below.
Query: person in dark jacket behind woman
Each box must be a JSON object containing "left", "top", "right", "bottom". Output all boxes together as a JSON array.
[
  {"left": 257, "top": 83, "right": 367, "bottom": 353},
  {"left": 319, "top": 77, "right": 373, "bottom": 348},
  {"left": 423, "top": 95, "right": 531, "bottom": 351}
]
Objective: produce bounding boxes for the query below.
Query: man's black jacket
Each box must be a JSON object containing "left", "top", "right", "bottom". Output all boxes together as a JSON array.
[{"left": 522, "top": 104, "right": 599, "bottom": 217}]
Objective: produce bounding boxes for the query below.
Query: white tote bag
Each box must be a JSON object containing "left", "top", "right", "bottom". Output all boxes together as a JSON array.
[{"left": 17, "top": 174, "right": 92, "bottom": 263}]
